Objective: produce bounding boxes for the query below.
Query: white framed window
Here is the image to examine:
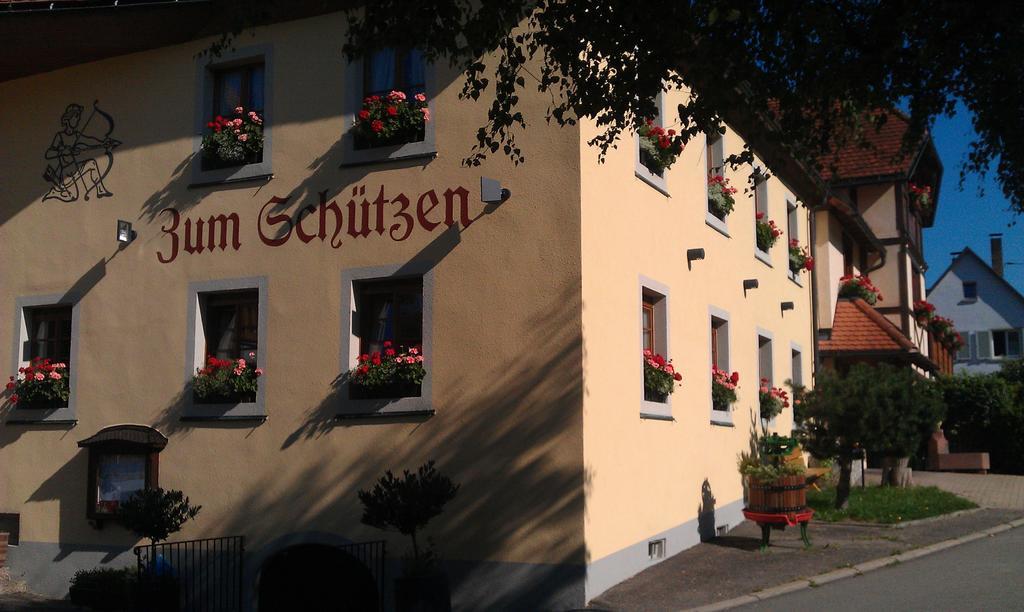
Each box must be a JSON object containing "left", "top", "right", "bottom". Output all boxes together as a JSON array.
[
  {"left": 992, "top": 329, "right": 1022, "bottom": 359},
  {"left": 341, "top": 48, "right": 437, "bottom": 166},
  {"left": 962, "top": 281, "right": 978, "bottom": 301},
  {"left": 786, "top": 200, "right": 801, "bottom": 283},
  {"left": 705, "top": 131, "right": 729, "bottom": 236},
  {"left": 634, "top": 92, "right": 669, "bottom": 195},
  {"left": 709, "top": 306, "right": 733, "bottom": 425},
  {"left": 184, "top": 277, "right": 268, "bottom": 421},
  {"left": 340, "top": 263, "right": 435, "bottom": 418},
  {"left": 6, "top": 293, "right": 81, "bottom": 424},
  {"left": 639, "top": 276, "right": 671, "bottom": 419},
  {"left": 753, "top": 170, "right": 771, "bottom": 264},
  {"left": 191, "top": 44, "right": 274, "bottom": 187},
  {"left": 758, "top": 330, "right": 775, "bottom": 426}
]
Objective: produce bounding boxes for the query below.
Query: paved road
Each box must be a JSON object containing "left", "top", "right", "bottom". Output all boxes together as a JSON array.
[{"left": 738, "top": 525, "right": 1024, "bottom": 611}]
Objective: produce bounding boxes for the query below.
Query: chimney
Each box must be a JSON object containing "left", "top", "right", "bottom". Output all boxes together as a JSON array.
[{"left": 991, "top": 234, "right": 1004, "bottom": 277}]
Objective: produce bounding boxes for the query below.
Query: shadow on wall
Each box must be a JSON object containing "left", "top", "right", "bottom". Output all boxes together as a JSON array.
[
  {"left": 202, "top": 280, "right": 587, "bottom": 610},
  {"left": 697, "top": 479, "right": 717, "bottom": 542}
]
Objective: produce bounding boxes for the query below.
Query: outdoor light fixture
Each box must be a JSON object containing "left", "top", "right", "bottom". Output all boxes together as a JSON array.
[
  {"left": 781, "top": 301, "right": 795, "bottom": 312},
  {"left": 686, "top": 248, "right": 706, "bottom": 263},
  {"left": 743, "top": 279, "right": 759, "bottom": 291},
  {"left": 480, "top": 176, "right": 511, "bottom": 204},
  {"left": 116, "top": 220, "right": 136, "bottom": 244}
]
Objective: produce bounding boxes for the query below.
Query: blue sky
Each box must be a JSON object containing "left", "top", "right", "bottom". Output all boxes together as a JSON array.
[{"left": 925, "top": 107, "right": 1021, "bottom": 290}]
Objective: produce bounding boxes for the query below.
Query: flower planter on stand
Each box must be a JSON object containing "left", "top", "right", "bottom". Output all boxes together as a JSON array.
[{"left": 746, "top": 475, "right": 807, "bottom": 513}]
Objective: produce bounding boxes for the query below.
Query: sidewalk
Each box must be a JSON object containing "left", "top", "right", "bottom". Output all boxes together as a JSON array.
[
  {"left": 588, "top": 508, "right": 1022, "bottom": 611},
  {"left": 867, "top": 469, "right": 1024, "bottom": 510}
]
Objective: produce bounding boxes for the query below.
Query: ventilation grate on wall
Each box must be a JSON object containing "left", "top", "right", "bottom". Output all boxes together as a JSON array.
[{"left": 648, "top": 538, "right": 666, "bottom": 560}]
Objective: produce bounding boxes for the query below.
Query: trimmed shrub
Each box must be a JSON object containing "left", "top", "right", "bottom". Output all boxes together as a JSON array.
[
  {"left": 937, "top": 372, "right": 1024, "bottom": 475},
  {"left": 68, "top": 567, "right": 136, "bottom": 611}
]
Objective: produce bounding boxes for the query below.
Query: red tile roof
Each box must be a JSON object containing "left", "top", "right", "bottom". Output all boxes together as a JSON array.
[
  {"left": 820, "top": 298, "right": 916, "bottom": 352},
  {"left": 818, "top": 112, "right": 923, "bottom": 181}
]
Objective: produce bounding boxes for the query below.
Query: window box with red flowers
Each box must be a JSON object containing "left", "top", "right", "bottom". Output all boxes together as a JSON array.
[
  {"left": 759, "top": 379, "right": 789, "bottom": 422},
  {"left": 838, "top": 274, "right": 883, "bottom": 305},
  {"left": 192, "top": 353, "right": 262, "bottom": 405},
  {"left": 788, "top": 240, "right": 814, "bottom": 275},
  {"left": 349, "top": 341, "right": 426, "bottom": 400},
  {"left": 353, "top": 91, "right": 430, "bottom": 149},
  {"left": 909, "top": 183, "right": 933, "bottom": 217},
  {"left": 913, "top": 300, "right": 936, "bottom": 326},
  {"left": 643, "top": 350, "right": 682, "bottom": 403},
  {"left": 929, "top": 316, "right": 963, "bottom": 352},
  {"left": 200, "top": 106, "right": 264, "bottom": 170},
  {"left": 712, "top": 367, "right": 739, "bottom": 411},
  {"left": 755, "top": 213, "right": 782, "bottom": 252},
  {"left": 707, "top": 175, "right": 738, "bottom": 220},
  {"left": 638, "top": 120, "right": 685, "bottom": 176},
  {"left": 5, "top": 358, "right": 69, "bottom": 409}
]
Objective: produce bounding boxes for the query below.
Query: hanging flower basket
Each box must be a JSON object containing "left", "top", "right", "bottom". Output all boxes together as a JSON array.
[
  {"left": 643, "top": 349, "right": 682, "bottom": 403},
  {"left": 5, "top": 357, "right": 69, "bottom": 409},
  {"left": 707, "top": 175, "right": 738, "bottom": 219},
  {"left": 758, "top": 379, "right": 789, "bottom": 421},
  {"left": 193, "top": 354, "right": 262, "bottom": 404},
  {"left": 201, "top": 107, "right": 264, "bottom": 169},
  {"left": 912, "top": 300, "right": 936, "bottom": 326},
  {"left": 788, "top": 240, "right": 814, "bottom": 274},
  {"left": 755, "top": 213, "right": 782, "bottom": 252},
  {"left": 353, "top": 90, "right": 429, "bottom": 149},
  {"left": 712, "top": 366, "right": 739, "bottom": 411},
  {"left": 838, "top": 274, "right": 883, "bottom": 305},
  {"left": 638, "top": 119, "right": 685, "bottom": 175},
  {"left": 349, "top": 341, "right": 425, "bottom": 399},
  {"left": 909, "top": 183, "right": 933, "bottom": 216}
]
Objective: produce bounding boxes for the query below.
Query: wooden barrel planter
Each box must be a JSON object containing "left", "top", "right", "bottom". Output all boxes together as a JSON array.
[{"left": 747, "top": 475, "right": 807, "bottom": 513}]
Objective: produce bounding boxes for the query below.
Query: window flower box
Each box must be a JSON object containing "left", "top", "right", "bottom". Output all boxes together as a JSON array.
[
  {"left": 755, "top": 213, "right": 782, "bottom": 252},
  {"left": 6, "top": 357, "right": 69, "bottom": 409},
  {"left": 643, "top": 349, "right": 681, "bottom": 404},
  {"left": 929, "top": 315, "right": 964, "bottom": 352},
  {"left": 788, "top": 240, "right": 814, "bottom": 274},
  {"left": 758, "top": 379, "right": 789, "bottom": 422},
  {"left": 349, "top": 342, "right": 425, "bottom": 400},
  {"left": 707, "top": 175, "right": 738, "bottom": 219},
  {"left": 637, "top": 119, "right": 685, "bottom": 176},
  {"left": 201, "top": 106, "right": 264, "bottom": 169},
  {"left": 909, "top": 183, "right": 933, "bottom": 216},
  {"left": 192, "top": 354, "right": 262, "bottom": 405},
  {"left": 712, "top": 366, "right": 739, "bottom": 411},
  {"left": 838, "top": 274, "right": 883, "bottom": 305},
  {"left": 353, "top": 90, "right": 429, "bottom": 149}
]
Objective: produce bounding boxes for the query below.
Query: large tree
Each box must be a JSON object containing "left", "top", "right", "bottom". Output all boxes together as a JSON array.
[{"left": 328, "top": 1, "right": 1024, "bottom": 208}]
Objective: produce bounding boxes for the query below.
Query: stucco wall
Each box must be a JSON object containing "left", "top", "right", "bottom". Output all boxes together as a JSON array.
[
  {"left": 579, "top": 95, "right": 813, "bottom": 600},
  {"left": 0, "top": 14, "right": 586, "bottom": 607}
]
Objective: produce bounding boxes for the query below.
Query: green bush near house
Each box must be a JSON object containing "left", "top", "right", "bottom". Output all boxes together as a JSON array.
[
  {"left": 937, "top": 371, "right": 1024, "bottom": 475},
  {"left": 68, "top": 567, "right": 137, "bottom": 611},
  {"left": 808, "top": 485, "right": 976, "bottom": 524}
]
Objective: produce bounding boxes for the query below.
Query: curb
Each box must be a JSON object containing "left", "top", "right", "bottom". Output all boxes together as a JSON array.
[{"left": 685, "top": 516, "right": 1024, "bottom": 611}]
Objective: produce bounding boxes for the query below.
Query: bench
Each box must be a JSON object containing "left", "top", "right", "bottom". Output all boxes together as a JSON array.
[
  {"left": 928, "top": 430, "right": 990, "bottom": 473},
  {"left": 784, "top": 446, "right": 832, "bottom": 491}
]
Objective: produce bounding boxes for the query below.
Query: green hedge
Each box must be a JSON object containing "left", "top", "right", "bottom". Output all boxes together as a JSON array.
[
  {"left": 937, "top": 371, "right": 1024, "bottom": 475},
  {"left": 68, "top": 567, "right": 136, "bottom": 611}
]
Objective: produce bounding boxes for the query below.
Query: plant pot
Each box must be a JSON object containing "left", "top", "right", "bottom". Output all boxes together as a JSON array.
[
  {"left": 746, "top": 475, "right": 807, "bottom": 513},
  {"left": 193, "top": 392, "right": 256, "bottom": 405},
  {"left": 355, "top": 128, "right": 425, "bottom": 150},
  {"left": 643, "top": 387, "right": 668, "bottom": 403},
  {"left": 395, "top": 571, "right": 451, "bottom": 612},
  {"left": 708, "top": 199, "right": 729, "bottom": 220},
  {"left": 201, "top": 148, "right": 263, "bottom": 171},
  {"left": 350, "top": 381, "right": 422, "bottom": 400},
  {"left": 17, "top": 396, "right": 68, "bottom": 410}
]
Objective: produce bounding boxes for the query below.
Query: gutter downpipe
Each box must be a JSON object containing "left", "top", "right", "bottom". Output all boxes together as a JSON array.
[{"left": 809, "top": 193, "right": 827, "bottom": 377}]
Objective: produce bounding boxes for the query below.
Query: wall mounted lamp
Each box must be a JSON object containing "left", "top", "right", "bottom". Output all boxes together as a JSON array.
[
  {"left": 481, "top": 177, "right": 511, "bottom": 204},
  {"left": 781, "top": 301, "right": 795, "bottom": 312},
  {"left": 742, "top": 279, "right": 759, "bottom": 291},
  {"left": 686, "top": 248, "right": 705, "bottom": 263},
  {"left": 116, "top": 220, "right": 136, "bottom": 245}
]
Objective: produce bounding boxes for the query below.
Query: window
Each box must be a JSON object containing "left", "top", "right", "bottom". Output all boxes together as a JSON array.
[
  {"left": 26, "top": 305, "right": 72, "bottom": 367},
  {"left": 758, "top": 334, "right": 773, "bottom": 388},
  {"left": 202, "top": 290, "right": 259, "bottom": 362},
  {"left": 786, "top": 201, "right": 799, "bottom": 278},
  {"left": 634, "top": 93, "right": 669, "bottom": 194},
  {"left": 639, "top": 278, "right": 671, "bottom": 418},
  {"left": 842, "top": 233, "right": 855, "bottom": 276},
  {"left": 753, "top": 171, "right": 769, "bottom": 256},
  {"left": 711, "top": 314, "right": 731, "bottom": 418},
  {"left": 213, "top": 63, "right": 265, "bottom": 121},
  {"left": 79, "top": 425, "right": 166, "bottom": 522},
  {"left": 913, "top": 268, "right": 923, "bottom": 303},
  {"left": 992, "top": 330, "right": 1022, "bottom": 358},
  {"left": 0, "top": 514, "right": 20, "bottom": 546},
  {"left": 791, "top": 348, "right": 803, "bottom": 388},
  {"left": 956, "top": 333, "right": 971, "bottom": 361},
  {"left": 364, "top": 48, "right": 426, "bottom": 100},
  {"left": 963, "top": 281, "right": 978, "bottom": 300},
  {"left": 706, "top": 132, "right": 724, "bottom": 179},
  {"left": 355, "top": 278, "right": 424, "bottom": 357}
]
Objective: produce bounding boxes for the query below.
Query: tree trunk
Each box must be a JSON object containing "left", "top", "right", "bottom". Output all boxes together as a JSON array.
[
  {"left": 835, "top": 458, "right": 853, "bottom": 510},
  {"left": 880, "top": 456, "right": 913, "bottom": 487}
]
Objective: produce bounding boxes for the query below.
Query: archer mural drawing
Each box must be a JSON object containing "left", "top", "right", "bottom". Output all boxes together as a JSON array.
[{"left": 42, "top": 101, "right": 121, "bottom": 202}]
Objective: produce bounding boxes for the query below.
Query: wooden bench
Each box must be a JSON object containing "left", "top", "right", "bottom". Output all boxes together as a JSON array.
[
  {"left": 928, "top": 430, "right": 990, "bottom": 473},
  {"left": 784, "top": 446, "right": 831, "bottom": 491}
]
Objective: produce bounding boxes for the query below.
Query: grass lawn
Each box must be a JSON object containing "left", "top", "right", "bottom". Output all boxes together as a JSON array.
[{"left": 807, "top": 485, "right": 977, "bottom": 524}]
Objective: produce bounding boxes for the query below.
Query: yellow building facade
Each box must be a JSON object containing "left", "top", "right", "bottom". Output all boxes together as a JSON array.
[{"left": 0, "top": 11, "right": 814, "bottom": 608}]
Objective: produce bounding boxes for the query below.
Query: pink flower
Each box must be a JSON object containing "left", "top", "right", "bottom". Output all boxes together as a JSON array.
[
  {"left": 406, "top": 357, "right": 416, "bottom": 364},
  {"left": 388, "top": 90, "right": 407, "bottom": 101},
  {"left": 237, "top": 359, "right": 246, "bottom": 367},
  {"left": 238, "top": 133, "right": 249, "bottom": 142},
  {"left": 233, "top": 118, "right": 243, "bottom": 127},
  {"left": 415, "top": 355, "right": 424, "bottom": 362},
  {"left": 420, "top": 107, "right": 430, "bottom": 122},
  {"left": 233, "top": 368, "right": 244, "bottom": 376},
  {"left": 409, "top": 347, "right": 419, "bottom": 356},
  {"left": 395, "top": 358, "right": 403, "bottom": 364},
  {"left": 254, "top": 368, "right": 263, "bottom": 377},
  {"left": 234, "top": 128, "right": 241, "bottom": 134},
  {"left": 414, "top": 93, "right": 426, "bottom": 102},
  {"left": 234, "top": 106, "right": 244, "bottom": 114},
  {"left": 34, "top": 372, "right": 44, "bottom": 381},
  {"left": 49, "top": 372, "right": 61, "bottom": 380},
  {"left": 643, "top": 349, "right": 653, "bottom": 358},
  {"left": 664, "top": 364, "right": 675, "bottom": 375},
  {"left": 55, "top": 363, "right": 67, "bottom": 369}
]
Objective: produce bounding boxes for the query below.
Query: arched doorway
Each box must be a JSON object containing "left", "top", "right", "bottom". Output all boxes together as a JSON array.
[{"left": 258, "top": 544, "right": 379, "bottom": 612}]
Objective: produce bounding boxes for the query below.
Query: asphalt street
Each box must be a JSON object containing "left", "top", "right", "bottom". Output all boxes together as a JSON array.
[{"left": 738, "top": 525, "right": 1024, "bottom": 611}]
